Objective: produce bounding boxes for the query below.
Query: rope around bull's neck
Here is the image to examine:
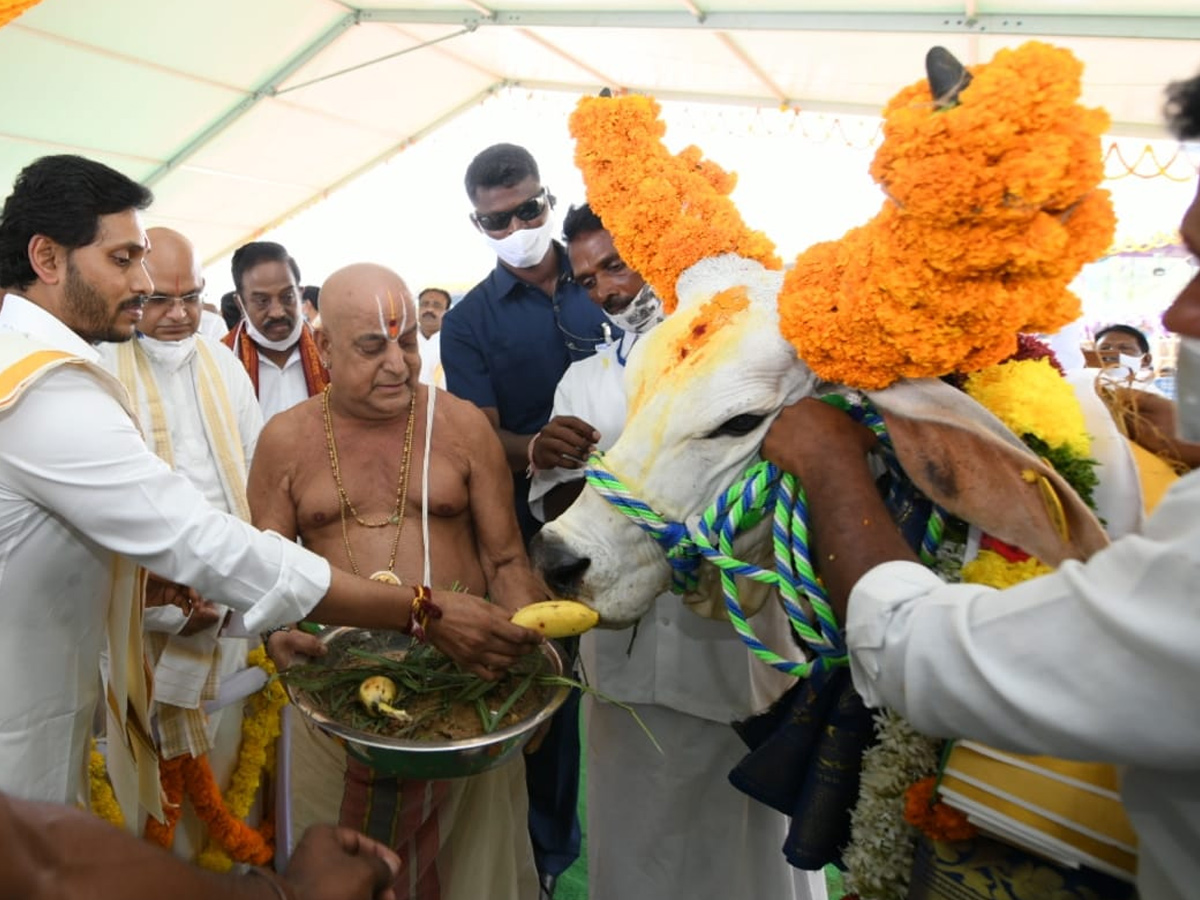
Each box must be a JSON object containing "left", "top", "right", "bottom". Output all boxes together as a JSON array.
[{"left": 584, "top": 396, "right": 945, "bottom": 679}]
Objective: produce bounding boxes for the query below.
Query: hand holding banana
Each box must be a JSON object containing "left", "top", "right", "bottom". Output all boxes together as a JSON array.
[{"left": 510, "top": 600, "right": 599, "bottom": 638}]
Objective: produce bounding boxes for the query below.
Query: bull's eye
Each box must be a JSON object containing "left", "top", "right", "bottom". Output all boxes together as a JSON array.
[{"left": 707, "top": 413, "right": 765, "bottom": 438}]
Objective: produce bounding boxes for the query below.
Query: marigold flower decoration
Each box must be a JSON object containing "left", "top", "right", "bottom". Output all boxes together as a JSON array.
[
  {"left": 569, "top": 93, "right": 781, "bottom": 313},
  {"left": 92, "top": 646, "right": 285, "bottom": 871},
  {"left": 777, "top": 41, "right": 1115, "bottom": 389}
]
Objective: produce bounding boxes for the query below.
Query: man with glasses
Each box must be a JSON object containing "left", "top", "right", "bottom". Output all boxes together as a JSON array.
[
  {"left": 223, "top": 241, "right": 328, "bottom": 421},
  {"left": 441, "top": 143, "right": 614, "bottom": 898},
  {"left": 98, "top": 226, "right": 266, "bottom": 859}
]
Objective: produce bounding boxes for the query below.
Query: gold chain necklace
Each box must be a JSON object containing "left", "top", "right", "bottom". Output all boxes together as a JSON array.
[{"left": 322, "top": 385, "right": 417, "bottom": 580}]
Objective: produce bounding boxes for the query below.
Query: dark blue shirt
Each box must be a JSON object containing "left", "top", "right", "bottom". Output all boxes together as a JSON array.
[{"left": 442, "top": 244, "right": 618, "bottom": 537}]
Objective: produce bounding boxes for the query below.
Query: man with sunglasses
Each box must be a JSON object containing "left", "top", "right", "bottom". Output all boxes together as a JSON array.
[
  {"left": 97, "top": 226, "right": 266, "bottom": 860},
  {"left": 441, "top": 143, "right": 614, "bottom": 898}
]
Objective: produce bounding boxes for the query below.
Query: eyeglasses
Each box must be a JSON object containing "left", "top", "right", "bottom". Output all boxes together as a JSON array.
[
  {"left": 553, "top": 294, "right": 613, "bottom": 356},
  {"left": 145, "top": 291, "right": 202, "bottom": 309},
  {"left": 471, "top": 188, "right": 551, "bottom": 233}
]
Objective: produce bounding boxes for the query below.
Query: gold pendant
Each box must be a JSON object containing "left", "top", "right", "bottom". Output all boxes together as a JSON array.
[{"left": 370, "top": 571, "right": 402, "bottom": 586}]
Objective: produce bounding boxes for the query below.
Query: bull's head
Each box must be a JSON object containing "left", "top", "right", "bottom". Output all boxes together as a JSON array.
[
  {"left": 541, "top": 43, "right": 1113, "bottom": 630},
  {"left": 532, "top": 255, "right": 817, "bottom": 626}
]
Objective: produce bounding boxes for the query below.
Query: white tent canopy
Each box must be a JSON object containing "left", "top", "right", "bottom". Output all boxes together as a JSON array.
[{"left": 2, "top": 0, "right": 1198, "bottom": 266}]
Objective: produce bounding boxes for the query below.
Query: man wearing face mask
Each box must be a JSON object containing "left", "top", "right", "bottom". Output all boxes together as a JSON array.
[
  {"left": 760, "top": 70, "right": 1200, "bottom": 900},
  {"left": 97, "top": 226, "right": 266, "bottom": 859},
  {"left": 442, "top": 144, "right": 616, "bottom": 544},
  {"left": 223, "top": 241, "right": 329, "bottom": 422},
  {"left": 1092, "top": 323, "right": 1200, "bottom": 472},
  {"left": 528, "top": 205, "right": 820, "bottom": 900},
  {"left": 441, "top": 145, "right": 614, "bottom": 899}
]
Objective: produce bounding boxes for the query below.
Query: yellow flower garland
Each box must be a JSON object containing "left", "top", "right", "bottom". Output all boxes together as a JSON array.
[
  {"left": 569, "top": 93, "right": 781, "bottom": 314},
  {"left": 89, "top": 646, "right": 286, "bottom": 871},
  {"left": 964, "top": 358, "right": 1091, "bottom": 458},
  {"left": 962, "top": 550, "right": 1055, "bottom": 588},
  {"left": 88, "top": 740, "right": 125, "bottom": 829},
  {"left": 196, "top": 646, "right": 286, "bottom": 871}
]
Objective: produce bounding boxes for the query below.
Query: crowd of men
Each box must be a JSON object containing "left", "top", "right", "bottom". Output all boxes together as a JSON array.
[{"left": 0, "top": 68, "right": 1197, "bottom": 900}]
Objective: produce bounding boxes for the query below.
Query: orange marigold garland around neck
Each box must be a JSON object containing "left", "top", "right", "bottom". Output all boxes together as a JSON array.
[{"left": 569, "top": 93, "right": 781, "bottom": 313}]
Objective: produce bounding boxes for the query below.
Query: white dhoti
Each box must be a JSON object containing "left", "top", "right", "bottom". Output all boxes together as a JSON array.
[
  {"left": 585, "top": 698, "right": 826, "bottom": 900},
  {"left": 284, "top": 711, "right": 538, "bottom": 900}
]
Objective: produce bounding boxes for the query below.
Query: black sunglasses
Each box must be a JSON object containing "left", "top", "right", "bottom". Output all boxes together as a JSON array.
[{"left": 472, "top": 188, "right": 552, "bottom": 232}]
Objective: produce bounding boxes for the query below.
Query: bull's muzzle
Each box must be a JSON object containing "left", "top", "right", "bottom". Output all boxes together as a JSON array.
[{"left": 529, "top": 532, "right": 591, "bottom": 598}]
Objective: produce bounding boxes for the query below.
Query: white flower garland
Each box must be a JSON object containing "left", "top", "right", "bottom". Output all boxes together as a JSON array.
[{"left": 842, "top": 710, "right": 943, "bottom": 900}]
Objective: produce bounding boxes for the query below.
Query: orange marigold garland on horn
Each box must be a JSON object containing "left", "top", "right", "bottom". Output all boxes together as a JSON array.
[
  {"left": 569, "top": 93, "right": 781, "bottom": 313},
  {"left": 777, "top": 41, "right": 1115, "bottom": 389}
]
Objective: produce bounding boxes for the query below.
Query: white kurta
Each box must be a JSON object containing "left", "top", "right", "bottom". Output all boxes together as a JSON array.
[
  {"left": 0, "top": 294, "right": 329, "bottom": 808},
  {"left": 847, "top": 468, "right": 1200, "bottom": 900},
  {"left": 417, "top": 330, "right": 445, "bottom": 389},
  {"left": 255, "top": 345, "right": 310, "bottom": 423},
  {"left": 97, "top": 334, "right": 264, "bottom": 856},
  {"left": 531, "top": 334, "right": 824, "bottom": 900},
  {"left": 197, "top": 309, "right": 229, "bottom": 343}
]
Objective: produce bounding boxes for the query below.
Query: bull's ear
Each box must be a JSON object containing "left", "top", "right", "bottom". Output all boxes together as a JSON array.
[{"left": 864, "top": 379, "right": 1109, "bottom": 566}]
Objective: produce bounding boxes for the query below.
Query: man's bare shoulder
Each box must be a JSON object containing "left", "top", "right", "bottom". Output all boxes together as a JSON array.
[
  {"left": 431, "top": 387, "right": 493, "bottom": 434},
  {"left": 256, "top": 394, "right": 323, "bottom": 459}
]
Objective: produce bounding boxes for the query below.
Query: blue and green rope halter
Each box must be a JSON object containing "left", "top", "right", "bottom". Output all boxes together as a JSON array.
[{"left": 584, "top": 395, "right": 945, "bottom": 679}]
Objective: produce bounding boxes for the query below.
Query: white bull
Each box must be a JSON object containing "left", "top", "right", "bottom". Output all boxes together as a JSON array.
[{"left": 532, "top": 253, "right": 1109, "bottom": 630}]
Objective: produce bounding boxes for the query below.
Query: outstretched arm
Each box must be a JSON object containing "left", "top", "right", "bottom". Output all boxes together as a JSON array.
[
  {"left": 762, "top": 398, "right": 918, "bottom": 620},
  {"left": 0, "top": 792, "right": 399, "bottom": 900}
]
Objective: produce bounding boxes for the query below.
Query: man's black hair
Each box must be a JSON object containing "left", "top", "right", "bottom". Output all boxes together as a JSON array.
[
  {"left": 464, "top": 143, "right": 539, "bottom": 204},
  {"left": 231, "top": 241, "right": 301, "bottom": 294},
  {"left": 1165, "top": 72, "right": 1200, "bottom": 141},
  {"left": 562, "top": 203, "right": 606, "bottom": 244},
  {"left": 1096, "top": 324, "right": 1151, "bottom": 356},
  {"left": 220, "top": 290, "right": 242, "bottom": 330},
  {"left": 418, "top": 287, "right": 452, "bottom": 309},
  {"left": 0, "top": 155, "right": 153, "bottom": 291},
  {"left": 302, "top": 284, "right": 320, "bottom": 310}
]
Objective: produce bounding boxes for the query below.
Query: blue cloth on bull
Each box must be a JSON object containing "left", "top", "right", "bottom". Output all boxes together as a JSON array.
[{"left": 729, "top": 666, "right": 874, "bottom": 869}]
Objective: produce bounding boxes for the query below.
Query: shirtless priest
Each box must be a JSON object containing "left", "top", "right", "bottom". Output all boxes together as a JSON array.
[{"left": 248, "top": 263, "right": 549, "bottom": 900}]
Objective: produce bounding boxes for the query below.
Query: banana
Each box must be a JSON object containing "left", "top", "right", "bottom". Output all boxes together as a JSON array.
[
  {"left": 358, "top": 675, "right": 412, "bottom": 723},
  {"left": 510, "top": 600, "right": 599, "bottom": 638}
]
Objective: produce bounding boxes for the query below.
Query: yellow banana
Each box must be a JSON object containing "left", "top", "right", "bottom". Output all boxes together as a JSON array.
[{"left": 511, "top": 600, "right": 599, "bottom": 638}]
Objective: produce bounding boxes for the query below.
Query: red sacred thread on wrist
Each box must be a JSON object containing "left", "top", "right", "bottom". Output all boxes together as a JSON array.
[{"left": 405, "top": 585, "right": 442, "bottom": 644}]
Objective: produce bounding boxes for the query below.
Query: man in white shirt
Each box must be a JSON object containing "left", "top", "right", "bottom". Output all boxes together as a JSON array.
[
  {"left": 97, "top": 226, "right": 268, "bottom": 859},
  {"left": 529, "top": 204, "right": 823, "bottom": 900},
  {"left": 0, "top": 154, "right": 541, "bottom": 832},
  {"left": 760, "top": 73, "right": 1200, "bottom": 900},
  {"left": 416, "top": 286, "right": 449, "bottom": 388},
  {"left": 222, "top": 241, "right": 328, "bottom": 421}
]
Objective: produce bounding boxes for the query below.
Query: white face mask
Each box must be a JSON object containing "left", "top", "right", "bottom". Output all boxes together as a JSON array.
[
  {"left": 605, "top": 282, "right": 666, "bottom": 335},
  {"left": 481, "top": 216, "right": 556, "bottom": 269},
  {"left": 139, "top": 334, "right": 197, "bottom": 372},
  {"left": 1174, "top": 336, "right": 1200, "bottom": 442},
  {"left": 1118, "top": 352, "right": 1150, "bottom": 374},
  {"left": 241, "top": 307, "right": 305, "bottom": 352}
]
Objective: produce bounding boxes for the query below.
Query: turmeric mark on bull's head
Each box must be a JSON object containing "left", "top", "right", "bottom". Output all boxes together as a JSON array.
[{"left": 671, "top": 286, "right": 750, "bottom": 366}]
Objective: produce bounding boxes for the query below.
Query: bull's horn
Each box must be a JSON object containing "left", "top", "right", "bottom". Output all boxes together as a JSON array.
[{"left": 925, "top": 46, "right": 972, "bottom": 108}]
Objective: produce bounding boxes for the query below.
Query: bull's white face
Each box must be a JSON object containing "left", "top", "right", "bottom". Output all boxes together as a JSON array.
[{"left": 535, "top": 256, "right": 818, "bottom": 626}]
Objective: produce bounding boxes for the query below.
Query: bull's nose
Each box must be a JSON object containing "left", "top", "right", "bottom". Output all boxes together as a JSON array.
[{"left": 530, "top": 533, "right": 591, "bottom": 598}]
